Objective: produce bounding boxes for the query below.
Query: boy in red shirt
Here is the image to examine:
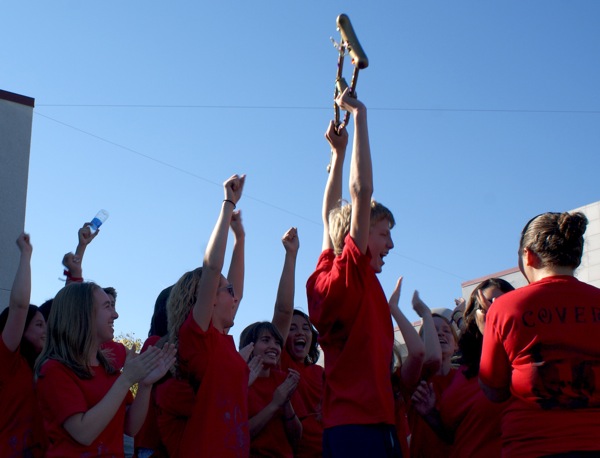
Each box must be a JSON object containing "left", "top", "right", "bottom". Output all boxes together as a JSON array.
[{"left": 307, "top": 89, "right": 400, "bottom": 457}]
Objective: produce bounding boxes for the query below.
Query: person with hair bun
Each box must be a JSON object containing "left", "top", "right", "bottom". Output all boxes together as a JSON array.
[{"left": 480, "top": 211, "right": 600, "bottom": 457}]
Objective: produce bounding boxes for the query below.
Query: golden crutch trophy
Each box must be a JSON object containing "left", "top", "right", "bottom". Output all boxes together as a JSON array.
[{"left": 328, "top": 13, "right": 369, "bottom": 172}]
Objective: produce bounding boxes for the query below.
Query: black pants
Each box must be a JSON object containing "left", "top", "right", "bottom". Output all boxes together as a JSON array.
[{"left": 323, "top": 424, "right": 402, "bottom": 458}]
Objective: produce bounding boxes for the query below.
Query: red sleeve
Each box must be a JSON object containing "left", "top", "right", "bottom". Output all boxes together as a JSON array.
[
  {"left": 37, "top": 360, "right": 88, "bottom": 426},
  {"left": 100, "top": 340, "right": 127, "bottom": 369},
  {"left": 140, "top": 335, "right": 161, "bottom": 353},
  {"left": 307, "top": 235, "right": 370, "bottom": 332},
  {"left": 479, "top": 307, "right": 512, "bottom": 390},
  {"left": 178, "top": 314, "right": 213, "bottom": 382}
]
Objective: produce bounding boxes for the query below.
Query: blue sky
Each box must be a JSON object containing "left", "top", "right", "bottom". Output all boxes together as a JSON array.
[{"left": 3, "top": 1, "right": 599, "bottom": 344}]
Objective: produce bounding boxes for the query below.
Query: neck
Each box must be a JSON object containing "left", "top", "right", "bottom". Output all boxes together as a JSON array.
[
  {"left": 259, "top": 366, "right": 270, "bottom": 378},
  {"left": 528, "top": 265, "right": 575, "bottom": 283}
]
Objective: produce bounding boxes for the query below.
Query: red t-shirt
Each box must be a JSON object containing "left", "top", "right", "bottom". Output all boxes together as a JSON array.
[
  {"left": 408, "top": 369, "right": 456, "bottom": 458},
  {"left": 177, "top": 314, "right": 250, "bottom": 457},
  {"left": 480, "top": 275, "right": 600, "bottom": 457},
  {"left": 154, "top": 376, "right": 194, "bottom": 458},
  {"left": 0, "top": 338, "right": 46, "bottom": 457},
  {"left": 36, "top": 358, "right": 133, "bottom": 457},
  {"left": 280, "top": 350, "right": 324, "bottom": 458},
  {"left": 439, "top": 366, "right": 505, "bottom": 458},
  {"left": 134, "top": 335, "right": 167, "bottom": 456},
  {"left": 391, "top": 368, "right": 411, "bottom": 458},
  {"left": 306, "top": 234, "right": 395, "bottom": 428},
  {"left": 248, "top": 369, "right": 304, "bottom": 458}
]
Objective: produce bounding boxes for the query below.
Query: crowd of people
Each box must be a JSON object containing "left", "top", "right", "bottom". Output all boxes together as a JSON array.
[{"left": 1, "top": 88, "right": 599, "bottom": 457}]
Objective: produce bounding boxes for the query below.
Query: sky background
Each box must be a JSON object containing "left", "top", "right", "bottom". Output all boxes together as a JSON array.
[{"left": 3, "top": 1, "right": 599, "bottom": 345}]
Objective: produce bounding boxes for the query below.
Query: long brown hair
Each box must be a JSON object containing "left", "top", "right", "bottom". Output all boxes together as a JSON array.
[{"left": 35, "top": 282, "right": 116, "bottom": 380}]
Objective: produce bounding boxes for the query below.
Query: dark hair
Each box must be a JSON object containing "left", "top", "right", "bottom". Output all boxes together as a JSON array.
[
  {"left": 149, "top": 285, "right": 173, "bottom": 338},
  {"left": 39, "top": 298, "right": 54, "bottom": 321},
  {"left": 102, "top": 287, "right": 117, "bottom": 300},
  {"left": 0, "top": 304, "right": 42, "bottom": 369},
  {"left": 458, "top": 278, "right": 515, "bottom": 379},
  {"left": 519, "top": 211, "right": 588, "bottom": 269},
  {"left": 239, "top": 322, "right": 284, "bottom": 352},
  {"left": 291, "top": 309, "right": 320, "bottom": 365}
]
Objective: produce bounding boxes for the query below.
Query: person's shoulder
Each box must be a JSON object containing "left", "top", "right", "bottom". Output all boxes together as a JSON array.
[{"left": 37, "top": 358, "right": 68, "bottom": 378}]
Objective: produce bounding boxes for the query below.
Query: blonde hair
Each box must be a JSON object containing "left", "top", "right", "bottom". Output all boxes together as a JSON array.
[
  {"left": 167, "top": 268, "right": 203, "bottom": 375},
  {"left": 328, "top": 200, "right": 395, "bottom": 256},
  {"left": 35, "top": 282, "right": 116, "bottom": 380}
]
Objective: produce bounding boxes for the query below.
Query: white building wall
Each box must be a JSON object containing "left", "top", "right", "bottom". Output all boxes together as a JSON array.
[{"left": 0, "top": 90, "right": 35, "bottom": 311}]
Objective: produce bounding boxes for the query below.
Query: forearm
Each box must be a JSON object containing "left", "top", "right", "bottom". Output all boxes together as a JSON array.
[
  {"left": 419, "top": 407, "right": 454, "bottom": 444},
  {"left": 228, "top": 232, "right": 245, "bottom": 306},
  {"left": 349, "top": 109, "right": 373, "bottom": 205},
  {"left": 421, "top": 314, "right": 442, "bottom": 376},
  {"left": 281, "top": 401, "right": 302, "bottom": 446},
  {"left": 393, "top": 308, "right": 425, "bottom": 389},
  {"left": 3, "top": 252, "right": 32, "bottom": 351},
  {"left": 63, "top": 376, "right": 133, "bottom": 446},
  {"left": 322, "top": 150, "right": 345, "bottom": 251},
  {"left": 124, "top": 384, "right": 152, "bottom": 436},
  {"left": 203, "top": 202, "right": 234, "bottom": 273},
  {"left": 249, "top": 402, "right": 280, "bottom": 438},
  {"left": 10, "top": 253, "right": 31, "bottom": 311},
  {"left": 272, "top": 251, "right": 297, "bottom": 340}
]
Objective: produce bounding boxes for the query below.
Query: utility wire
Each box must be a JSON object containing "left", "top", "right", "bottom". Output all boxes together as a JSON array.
[
  {"left": 36, "top": 103, "right": 600, "bottom": 114},
  {"left": 32, "top": 110, "right": 487, "bottom": 281}
]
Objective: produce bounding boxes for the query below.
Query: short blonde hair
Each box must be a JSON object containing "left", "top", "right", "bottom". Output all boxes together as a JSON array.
[{"left": 328, "top": 200, "right": 395, "bottom": 256}]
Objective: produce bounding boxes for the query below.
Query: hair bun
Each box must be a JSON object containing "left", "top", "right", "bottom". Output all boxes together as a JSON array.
[{"left": 558, "top": 212, "right": 588, "bottom": 242}]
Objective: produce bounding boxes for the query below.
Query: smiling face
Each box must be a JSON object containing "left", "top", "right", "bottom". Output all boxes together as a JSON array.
[
  {"left": 286, "top": 314, "right": 313, "bottom": 363},
  {"left": 253, "top": 330, "right": 282, "bottom": 367},
  {"left": 368, "top": 218, "right": 394, "bottom": 273},
  {"left": 23, "top": 311, "right": 46, "bottom": 354},
  {"left": 94, "top": 288, "right": 118, "bottom": 344},
  {"left": 434, "top": 316, "right": 457, "bottom": 361}
]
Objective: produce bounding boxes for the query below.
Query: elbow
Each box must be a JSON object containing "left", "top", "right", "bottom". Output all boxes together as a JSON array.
[{"left": 350, "top": 181, "right": 373, "bottom": 202}]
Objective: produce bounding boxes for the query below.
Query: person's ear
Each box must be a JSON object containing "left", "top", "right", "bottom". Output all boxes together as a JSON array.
[{"left": 523, "top": 247, "right": 542, "bottom": 268}]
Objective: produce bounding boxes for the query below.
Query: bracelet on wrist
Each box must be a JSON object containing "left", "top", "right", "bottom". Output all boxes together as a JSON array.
[
  {"left": 223, "top": 199, "right": 236, "bottom": 209},
  {"left": 64, "top": 269, "right": 84, "bottom": 283}
]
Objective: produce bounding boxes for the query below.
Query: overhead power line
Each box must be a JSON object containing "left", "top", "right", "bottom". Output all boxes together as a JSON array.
[{"left": 36, "top": 103, "right": 600, "bottom": 115}]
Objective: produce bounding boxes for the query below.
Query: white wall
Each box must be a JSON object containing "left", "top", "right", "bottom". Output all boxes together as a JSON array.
[{"left": 0, "top": 89, "right": 35, "bottom": 311}]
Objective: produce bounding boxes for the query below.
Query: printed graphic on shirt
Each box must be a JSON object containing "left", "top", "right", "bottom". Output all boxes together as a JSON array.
[{"left": 530, "top": 343, "right": 600, "bottom": 410}]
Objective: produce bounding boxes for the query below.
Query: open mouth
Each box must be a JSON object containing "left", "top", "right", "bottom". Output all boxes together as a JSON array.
[{"left": 294, "top": 337, "right": 307, "bottom": 352}]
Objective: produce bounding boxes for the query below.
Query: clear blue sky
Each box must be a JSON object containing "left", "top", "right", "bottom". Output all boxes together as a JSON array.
[{"left": 3, "top": 1, "right": 599, "bottom": 344}]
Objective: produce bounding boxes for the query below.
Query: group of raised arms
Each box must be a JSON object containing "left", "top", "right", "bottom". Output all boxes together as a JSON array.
[{"left": 2, "top": 87, "right": 599, "bottom": 458}]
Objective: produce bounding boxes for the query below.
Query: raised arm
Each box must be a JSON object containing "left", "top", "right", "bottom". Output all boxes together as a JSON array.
[
  {"left": 192, "top": 174, "right": 245, "bottom": 332},
  {"left": 337, "top": 88, "right": 372, "bottom": 253},
  {"left": 413, "top": 291, "right": 442, "bottom": 378},
  {"left": 2, "top": 233, "right": 33, "bottom": 352},
  {"left": 271, "top": 227, "right": 299, "bottom": 341},
  {"left": 322, "top": 122, "right": 348, "bottom": 251},
  {"left": 63, "top": 223, "right": 98, "bottom": 285},
  {"left": 228, "top": 209, "right": 245, "bottom": 318},
  {"left": 388, "top": 277, "right": 425, "bottom": 391}
]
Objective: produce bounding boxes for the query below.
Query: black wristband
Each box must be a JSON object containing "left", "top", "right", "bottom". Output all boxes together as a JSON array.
[{"left": 223, "top": 199, "right": 236, "bottom": 209}]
